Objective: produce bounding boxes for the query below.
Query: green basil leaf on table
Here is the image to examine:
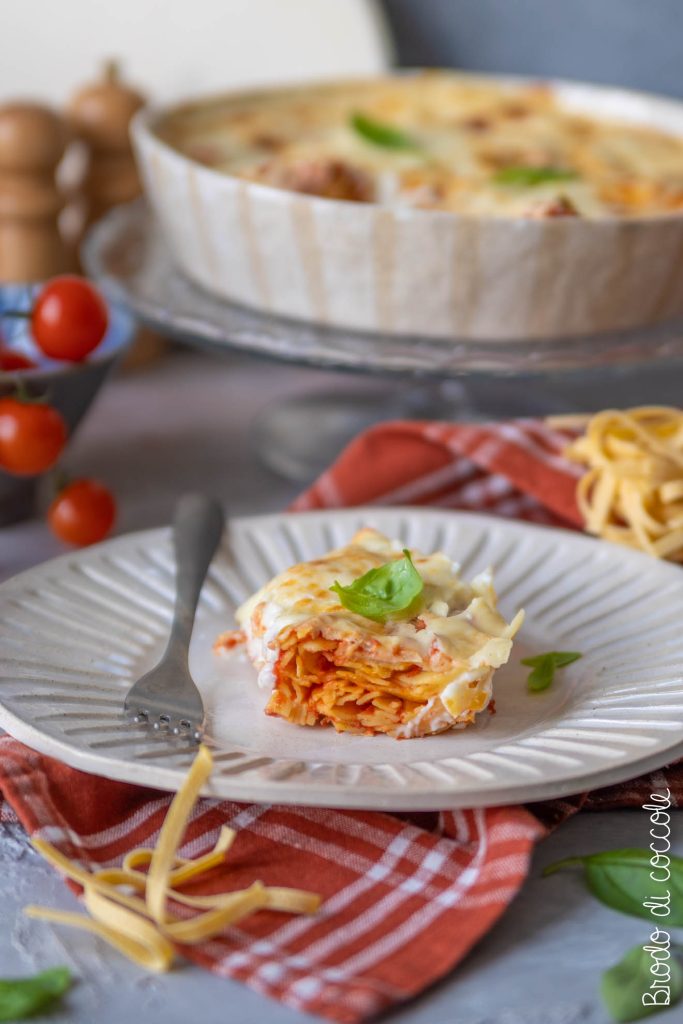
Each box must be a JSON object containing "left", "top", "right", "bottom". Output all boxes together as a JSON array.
[
  {"left": 350, "top": 112, "right": 421, "bottom": 151},
  {"left": 601, "top": 943, "right": 683, "bottom": 1022},
  {"left": 331, "top": 549, "right": 424, "bottom": 623},
  {"left": 0, "top": 967, "right": 72, "bottom": 1022},
  {"left": 544, "top": 848, "right": 683, "bottom": 926},
  {"left": 521, "top": 651, "right": 582, "bottom": 692},
  {"left": 494, "top": 166, "right": 579, "bottom": 187}
]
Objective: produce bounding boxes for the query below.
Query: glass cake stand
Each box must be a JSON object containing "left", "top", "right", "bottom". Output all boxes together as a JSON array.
[{"left": 83, "top": 200, "right": 683, "bottom": 479}]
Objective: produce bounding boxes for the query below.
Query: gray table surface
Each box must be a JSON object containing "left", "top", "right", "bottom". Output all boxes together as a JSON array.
[{"left": 1, "top": 349, "right": 682, "bottom": 1024}]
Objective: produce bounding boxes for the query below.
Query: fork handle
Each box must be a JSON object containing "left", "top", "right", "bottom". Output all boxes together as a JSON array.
[{"left": 167, "top": 494, "right": 224, "bottom": 657}]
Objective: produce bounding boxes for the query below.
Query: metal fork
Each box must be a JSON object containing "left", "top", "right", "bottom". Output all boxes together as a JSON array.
[{"left": 124, "top": 493, "right": 224, "bottom": 741}]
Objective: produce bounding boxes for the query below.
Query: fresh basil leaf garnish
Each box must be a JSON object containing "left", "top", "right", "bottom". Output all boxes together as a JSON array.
[
  {"left": 601, "top": 943, "right": 683, "bottom": 1022},
  {"left": 494, "top": 165, "right": 579, "bottom": 187},
  {"left": 350, "top": 112, "right": 420, "bottom": 152},
  {"left": 544, "top": 848, "right": 683, "bottom": 926},
  {"left": 523, "top": 655, "right": 555, "bottom": 691},
  {"left": 0, "top": 967, "right": 72, "bottom": 1022},
  {"left": 330, "top": 549, "right": 424, "bottom": 623},
  {"left": 521, "top": 651, "right": 581, "bottom": 692}
]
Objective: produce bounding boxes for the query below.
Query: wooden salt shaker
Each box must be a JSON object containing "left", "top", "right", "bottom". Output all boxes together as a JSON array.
[
  {"left": 68, "top": 61, "right": 146, "bottom": 227},
  {"left": 0, "top": 103, "right": 68, "bottom": 282}
]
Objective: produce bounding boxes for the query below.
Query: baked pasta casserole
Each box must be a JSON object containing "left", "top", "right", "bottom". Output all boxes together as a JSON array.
[{"left": 215, "top": 528, "right": 523, "bottom": 739}]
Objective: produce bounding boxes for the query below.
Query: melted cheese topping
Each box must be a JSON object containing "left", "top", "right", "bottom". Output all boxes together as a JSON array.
[
  {"left": 227, "top": 528, "right": 523, "bottom": 737},
  {"left": 157, "top": 72, "right": 683, "bottom": 219}
]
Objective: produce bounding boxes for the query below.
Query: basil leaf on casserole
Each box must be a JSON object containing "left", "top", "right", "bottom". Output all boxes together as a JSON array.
[
  {"left": 350, "top": 112, "right": 421, "bottom": 152},
  {"left": 331, "top": 549, "right": 424, "bottom": 622},
  {"left": 494, "top": 166, "right": 579, "bottom": 187}
]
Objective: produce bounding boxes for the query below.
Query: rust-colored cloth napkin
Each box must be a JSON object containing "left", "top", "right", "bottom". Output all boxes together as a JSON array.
[{"left": 1, "top": 417, "right": 681, "bottom": 1023}]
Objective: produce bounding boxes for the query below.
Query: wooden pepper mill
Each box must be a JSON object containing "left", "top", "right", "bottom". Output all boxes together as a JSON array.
[
  {"left": 68, "top": 61, "right": 146, "bottom": 228},
  {"left": 0, "top": 103, "right": 68, "bottom": 282},
  {"left": 68, "top": 62, "right": 163, "bottom": 368}
]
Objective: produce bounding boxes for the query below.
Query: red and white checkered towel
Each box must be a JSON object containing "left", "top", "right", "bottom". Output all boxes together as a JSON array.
[{"left": 1, "top": 418, "right": 681, "bottom": 1023}]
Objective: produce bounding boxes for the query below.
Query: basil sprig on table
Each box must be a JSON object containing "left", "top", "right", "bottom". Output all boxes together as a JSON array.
[
  {"left": 0, "top": 967, "right": 72, "bottom": 1022},
  {"left": 522, "top": 650, "right": 581, "bottom": 692},
  {"left": 350, "top": 112, "right": 421, "bottom": 152},
  {"left": 493, "top": 165, "right": 579, "bottom": 187},
  {"left": 330, "top": 549, "right": 424, "bottom": 623},
  {"left": 601, "top": 944, "right": 683, "bottom": 1023},
  {"left": 544, "top": 848, "right": 683, "bottom": 925}
]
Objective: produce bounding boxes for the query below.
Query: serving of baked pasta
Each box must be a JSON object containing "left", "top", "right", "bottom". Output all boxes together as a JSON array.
[{"left": 215, "top": 528, "right": 523, "bottom": 739}]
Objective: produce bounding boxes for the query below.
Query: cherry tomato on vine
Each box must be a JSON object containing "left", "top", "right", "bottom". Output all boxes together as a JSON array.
[
  {"left": 0, "top": 345, "right": 37, "bottom": 371},
  {"left": 31, "top": 276, "right": 108, "bottom": 362},
  {"left": 0, "top": 397, "right": 67, "bottom": 475},
  {"left": 48, "top": 479, "right": 116, "bottom": 546}
]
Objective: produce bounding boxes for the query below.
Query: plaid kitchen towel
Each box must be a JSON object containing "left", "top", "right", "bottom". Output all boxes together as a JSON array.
[{"left": 1, "top": 417, "right": 681, "bottom": 1023}]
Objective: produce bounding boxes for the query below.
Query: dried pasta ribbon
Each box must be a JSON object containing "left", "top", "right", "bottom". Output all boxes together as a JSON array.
[
  {"left": 168, "top": 825, "right": 236, "bottom": 886},
  {"left": 549, "top": 406, "right": 683, "bottom": 561},
  {"left": 24, "top": 745, "right": 321, "bottom": 971},
  {"left": 25, "top": 903, "right": 175, "bottom": 973},
  {"left": 146, "top": 742, "right": 214, "bottom": 924}
]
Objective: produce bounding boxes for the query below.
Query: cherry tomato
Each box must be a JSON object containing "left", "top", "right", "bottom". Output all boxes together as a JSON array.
[
  {"left": 0, "top": 397, "right": 67, "bottom": 475},
  {"left": 48, "top": 479, "right": 116, "bottom": 546},
  {"left": 31, "top": 276, "right": 108, "bottom": 362},
  {"left": 0, "top": 345, "right": 37, "bottom": 371}
]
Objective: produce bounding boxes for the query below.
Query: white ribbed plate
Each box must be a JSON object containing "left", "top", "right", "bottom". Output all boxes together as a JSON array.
[{"left": 1, "top": 508, "right": 682, "bottom": 809}]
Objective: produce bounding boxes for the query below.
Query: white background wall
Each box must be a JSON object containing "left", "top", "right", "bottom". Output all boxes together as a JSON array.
[{"left": 0, "top": 0, "right": 390, "bottom": 105}]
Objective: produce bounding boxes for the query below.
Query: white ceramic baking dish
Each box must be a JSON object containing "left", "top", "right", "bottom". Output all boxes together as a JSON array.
[{"left": 131, "top": 73, "right": 683, "bottom": 341}]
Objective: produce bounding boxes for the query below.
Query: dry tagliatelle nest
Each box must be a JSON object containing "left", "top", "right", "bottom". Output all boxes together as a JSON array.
[
  {"left": 24, "top": 745, "right": 320, "bottom": 970},
  {"left": 549, "top": 406, "right": 683, "bottom": 562}
]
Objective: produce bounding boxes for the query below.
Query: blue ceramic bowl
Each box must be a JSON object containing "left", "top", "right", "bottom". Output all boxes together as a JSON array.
[{"left": 0, "top": 284, "right": 136, "bottom": 526}]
